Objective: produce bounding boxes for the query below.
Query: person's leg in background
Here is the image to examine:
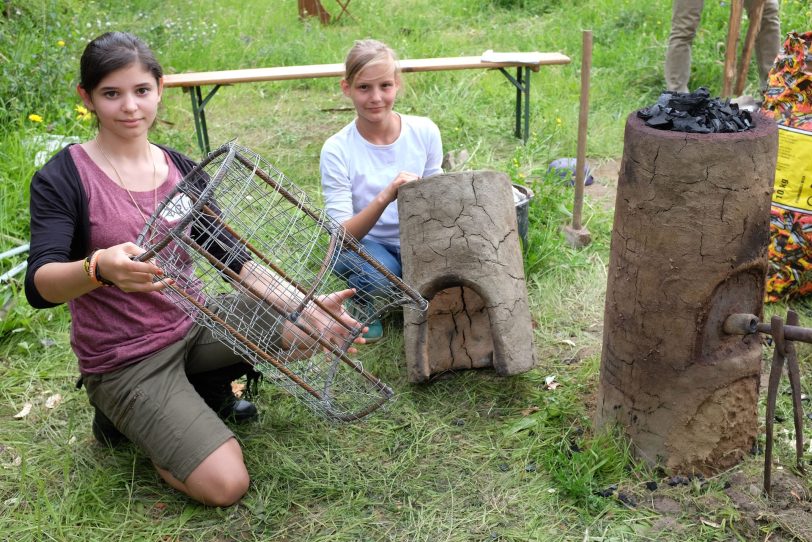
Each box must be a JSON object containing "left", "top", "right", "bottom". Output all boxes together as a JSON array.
[
  {"left": 334, "top": 239, "right": 401, "bottom": 295},
  {"left": 665, "top": 0, "right": 705, "bottom": 92},
  {"left": 747, "top": 0, "right": 781, "bottom": 90}
]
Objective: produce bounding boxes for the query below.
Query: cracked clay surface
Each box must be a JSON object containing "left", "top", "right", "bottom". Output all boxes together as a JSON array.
[{"left": 597, "top": 113, "right": 777, "bottom": 473}]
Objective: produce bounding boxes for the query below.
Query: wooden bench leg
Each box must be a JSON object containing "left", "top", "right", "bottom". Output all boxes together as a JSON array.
[
  {"left": 333, "top": 0, "right": 354, "bottom": 22},
  {"left": 523, "top": 66, "right": 530, "bottom": 142},
  {"left": 299, "top": 0, "right": 331, "bottom": 24}
]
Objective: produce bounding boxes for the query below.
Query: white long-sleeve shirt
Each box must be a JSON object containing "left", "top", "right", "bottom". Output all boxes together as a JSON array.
[{"left": 320, "top": 114, "right": 443, "bottom": 246}]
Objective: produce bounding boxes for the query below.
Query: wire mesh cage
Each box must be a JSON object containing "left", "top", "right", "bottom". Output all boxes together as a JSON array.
[{"left": 136, "top": 142, "right": 427, "bottom": 421}]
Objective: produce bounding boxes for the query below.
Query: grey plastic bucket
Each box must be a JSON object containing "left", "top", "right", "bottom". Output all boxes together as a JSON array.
[{"left": 513, "top": 184, "right": 534, "bottom": 245}]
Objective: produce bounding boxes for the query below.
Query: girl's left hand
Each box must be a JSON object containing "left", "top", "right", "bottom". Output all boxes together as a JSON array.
[{"left": 282, "top": 288, "right": 366, "bottom": 358}]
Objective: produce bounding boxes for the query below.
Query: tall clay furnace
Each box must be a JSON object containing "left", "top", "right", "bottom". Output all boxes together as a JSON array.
[{"left": 597, "top": 112, "right": 777, "bottom": 473}]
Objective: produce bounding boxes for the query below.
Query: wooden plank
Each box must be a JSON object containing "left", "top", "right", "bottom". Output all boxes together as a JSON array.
[
  {"left": 400, "top": 53, "right": 570, "bottom": 72},
  {"left": 164, "top": 63, "right": 344, "bottom": 87},
  {"left": 163, "top": 53, "right": 571, "bottom": 88}
]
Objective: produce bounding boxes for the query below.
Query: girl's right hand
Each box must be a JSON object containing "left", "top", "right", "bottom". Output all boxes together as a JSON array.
[{"left": 95, "top": 242, "right": 170, "bottom": 292}]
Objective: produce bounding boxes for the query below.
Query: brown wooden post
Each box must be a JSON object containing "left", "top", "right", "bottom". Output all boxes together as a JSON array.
[
  {"left": 564, "top": 29, "right": 593, "bottom": 248},
  {"left": 733, "top": 0, "right": 766, "bottom": 96},
  {"left": 722, "top": 0, "right": 744, "bottom": 96},
  {"left": 596, "top": 113, "right": 777, "bottom": 474}
]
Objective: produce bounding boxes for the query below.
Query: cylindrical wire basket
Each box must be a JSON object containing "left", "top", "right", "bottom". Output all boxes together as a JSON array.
[{"left": 136, "top": 142, "right": 427, "bottom": 421}]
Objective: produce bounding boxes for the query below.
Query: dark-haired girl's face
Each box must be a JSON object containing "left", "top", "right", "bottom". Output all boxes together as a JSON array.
[{"left": 78, "top": 62, "right": 163, "bottom": 141}]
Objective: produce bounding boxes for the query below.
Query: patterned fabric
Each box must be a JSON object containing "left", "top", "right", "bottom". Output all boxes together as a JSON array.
[
  {"left": 767, "top": 207, "right": 812, "bottom": 302},
  {"left": 763, "top": 31, "right": 812, "bottom": 302},
  {"left": 762, "top": 31, "right": 812, "bottom": 130}
]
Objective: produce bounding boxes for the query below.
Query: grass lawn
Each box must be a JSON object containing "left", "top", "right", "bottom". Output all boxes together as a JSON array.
[{"left": 1, "top": 0, "right": 812, "bottom": 540}]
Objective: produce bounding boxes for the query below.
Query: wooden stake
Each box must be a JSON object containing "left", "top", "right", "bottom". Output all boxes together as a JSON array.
[
  {"left": 722, "top": 0, "right": 744, "bottom": 97},
  {"left": 565, "top": 30, "right": 593, "bottom": 248},
  {"left": 572, "top": 30, "right": 592, "bottom": 230},
  {"left": 733, "top": 0, "right": 766, "bottom": 96}
]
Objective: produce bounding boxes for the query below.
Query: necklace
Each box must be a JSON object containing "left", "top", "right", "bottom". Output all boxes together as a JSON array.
[{"left": 95, "top": 136, "right": 157, "bottom": 224}]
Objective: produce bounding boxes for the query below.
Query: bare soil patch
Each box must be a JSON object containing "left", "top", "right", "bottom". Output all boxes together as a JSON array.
[{"left": 584, "top": 157, "right": 620, "bottom": 211}]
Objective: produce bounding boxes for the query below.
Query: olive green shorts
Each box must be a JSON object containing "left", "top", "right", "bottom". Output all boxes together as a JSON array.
[
  {"left": 83, "top": 324, "right": 240, "bottom": 481},
  {"left": 83, "top": 297, "right": 282, "bottom": 481}
]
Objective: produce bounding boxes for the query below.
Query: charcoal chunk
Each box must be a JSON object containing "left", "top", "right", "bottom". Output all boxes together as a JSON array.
[
  {"left": 637, "top": 88, "right": 754, "bottom": 133},
  {"left": 617, "top": 491, "right": 638, "bottom": 507}
]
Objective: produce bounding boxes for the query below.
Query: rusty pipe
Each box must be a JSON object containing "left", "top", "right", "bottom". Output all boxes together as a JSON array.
[{"left": 725, "top": 313, "right": 812, "bottom": 343}]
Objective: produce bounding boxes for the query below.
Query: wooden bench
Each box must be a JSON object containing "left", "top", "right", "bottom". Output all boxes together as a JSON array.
[{"left": 163, "top": 53, "right": 572, "bottom": 154}]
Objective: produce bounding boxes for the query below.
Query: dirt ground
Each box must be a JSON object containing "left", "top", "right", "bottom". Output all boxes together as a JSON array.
[
  {"left": 583, "top": 157, "right": 812, "bottom": 541},
  {"left": 584, "top": 157, "right": 620, "bottom": 211}
]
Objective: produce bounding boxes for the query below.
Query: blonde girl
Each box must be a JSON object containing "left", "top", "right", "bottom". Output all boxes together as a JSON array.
[{"left": 320, "top": 39, "right": 443, "bottom": 341}]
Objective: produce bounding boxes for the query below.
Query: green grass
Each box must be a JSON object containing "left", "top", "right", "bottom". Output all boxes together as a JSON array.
[{"left": 2, "top": 0, "right": 812, "bottom": 540}]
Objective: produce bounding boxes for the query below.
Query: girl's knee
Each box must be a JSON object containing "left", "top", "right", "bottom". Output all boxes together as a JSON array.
[
  {"left": 200, "top": 470, "right": 250, "bottom": 507},
  {"left": 186, "top": 439, "right": 250, "bottom": 506}
]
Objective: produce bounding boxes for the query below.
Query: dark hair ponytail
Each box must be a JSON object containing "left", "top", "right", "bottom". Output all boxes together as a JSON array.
[{"left": 79, "top": 32, "right": 163, "bottom": 92}]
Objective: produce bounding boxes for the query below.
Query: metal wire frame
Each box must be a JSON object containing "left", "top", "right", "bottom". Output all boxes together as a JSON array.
[{"left": 136, "top": 142, "right": 427, "bottom": 421}]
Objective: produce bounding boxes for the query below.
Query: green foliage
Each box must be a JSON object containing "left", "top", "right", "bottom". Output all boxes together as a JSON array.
[
  {"left": 506, "top": 131, "right": 612, "bottom": 279},
  {"left": 782, "top": 0, "right": 812, "bottom": 31},
  {"left": 0, "top": 0, "right": 86, "bottom": 131},
  {"left": 545, "top": 427, "right": 634, "bottom": 514}
]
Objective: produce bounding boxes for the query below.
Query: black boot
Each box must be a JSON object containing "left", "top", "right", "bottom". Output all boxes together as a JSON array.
[
  {"left": 92, "top": 404, "right": 130, "bottom": 447},
  {"left": 189, "top": 363, "right": 260, "bottom": 424}
]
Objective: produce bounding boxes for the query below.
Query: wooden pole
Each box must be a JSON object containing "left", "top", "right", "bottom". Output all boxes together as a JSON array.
[
  {"left": 563, "top": 30, "right": 593, "bottom": 248},
  {"left": 722, "top": 0, "right": 744, "bottom": 97},
  {"left": 733, "top": 0, "right": 766, "bottom": 96},
  {"left": 572, "top": 30, "right": 592, "bottom": 231}
]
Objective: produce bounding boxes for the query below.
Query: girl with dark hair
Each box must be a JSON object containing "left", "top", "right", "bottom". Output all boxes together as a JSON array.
[{"left": 26, "top": 31, "right": 362, "bottom": 506}]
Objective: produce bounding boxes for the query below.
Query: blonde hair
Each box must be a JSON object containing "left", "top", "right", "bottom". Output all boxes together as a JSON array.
[{"left": 344, "top": 39, "right": 400, "bottom": 85}]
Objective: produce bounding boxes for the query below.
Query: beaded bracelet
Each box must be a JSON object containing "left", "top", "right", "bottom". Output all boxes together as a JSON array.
[
  {"left": 87, "top": 250, "right": 102, "bottom": 286},
  {"left": 86, "top": 250, "right": 114, "bottom": 287},
  {"left": 82, "top": 254, "right": 92, "bottom": 278}
]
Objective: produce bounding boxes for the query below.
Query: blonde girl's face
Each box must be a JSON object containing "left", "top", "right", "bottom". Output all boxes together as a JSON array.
[
  {"left": 78, "top": 62, "right": 163, "bottom": 141},
  {"left": 341, "top": 60, "right": 400, "bottom": 125}
]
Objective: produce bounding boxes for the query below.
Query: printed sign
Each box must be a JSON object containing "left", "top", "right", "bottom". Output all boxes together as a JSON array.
[{"left": 772, "top": 125, "right": 812, "bottom": 213}]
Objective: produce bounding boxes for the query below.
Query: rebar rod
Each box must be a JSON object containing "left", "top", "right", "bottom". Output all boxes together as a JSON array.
[
  {"left": 784, "top": 310, "right": 806, "bottom": 473},
  {"left": 763, "top": 314, "right": 785, "bottom": 496},
  {"left": 165, "top": 281, "right": 323, "bottom": 400}
]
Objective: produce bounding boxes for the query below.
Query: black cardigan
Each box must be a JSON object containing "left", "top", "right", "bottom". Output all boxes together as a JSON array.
[{"left": 25, "top": 144, "right": 198, "bottom": 309}]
